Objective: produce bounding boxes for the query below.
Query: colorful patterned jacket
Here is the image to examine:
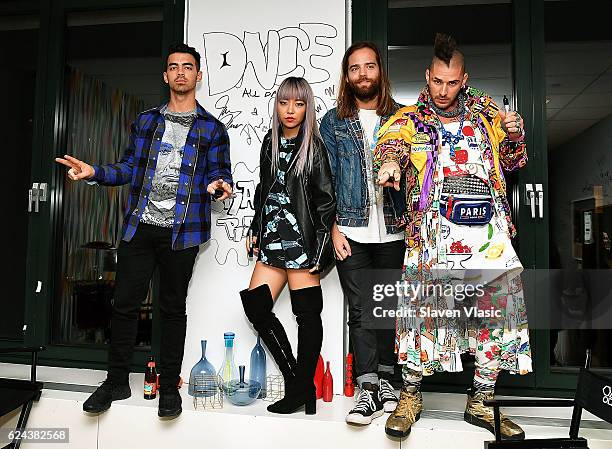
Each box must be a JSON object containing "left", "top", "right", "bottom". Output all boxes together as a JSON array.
[
  {"left": 91, "top": 102, "right": 232, "bottom": 250},
  {"left": 373, "top": 86, "right": 527, "bottom": 251}
]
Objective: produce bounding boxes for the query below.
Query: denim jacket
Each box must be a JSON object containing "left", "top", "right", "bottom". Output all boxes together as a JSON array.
[{"left": 319, "top": 103, "right": 405, "bottom": 234}]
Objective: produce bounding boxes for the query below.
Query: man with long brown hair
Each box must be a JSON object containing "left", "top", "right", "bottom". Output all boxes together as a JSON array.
[
  {"left": 375, "top": 33, "right": 529, "bottom": 440},
  {"left": 320, "top": 42, "right": 404, "bottom": 426}
]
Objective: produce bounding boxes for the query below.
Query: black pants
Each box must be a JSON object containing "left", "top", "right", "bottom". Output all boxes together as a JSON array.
[
  {"left": 336, "top": 238, "right": 405, "bottom": 381},
  {"left": 108, "top": 224, "right": 198, "bottom": 388}
]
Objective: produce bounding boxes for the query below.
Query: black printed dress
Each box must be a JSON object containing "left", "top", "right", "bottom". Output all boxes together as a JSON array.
[{"left": 258, "top": 137, "right": 309, "bottom": 269}]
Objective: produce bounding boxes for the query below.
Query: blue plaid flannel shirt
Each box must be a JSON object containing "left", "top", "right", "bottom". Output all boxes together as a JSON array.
[{"left": 91, "top": 102, "right": 232, "bottom": 250}]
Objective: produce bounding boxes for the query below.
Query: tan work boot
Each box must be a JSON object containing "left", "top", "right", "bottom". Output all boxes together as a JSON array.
[
  {"left": 464, "top": 389, "right": 525, "bottom": 440},
  {"left": 384, "top": 386, "right": 422, "bottom": 438}
]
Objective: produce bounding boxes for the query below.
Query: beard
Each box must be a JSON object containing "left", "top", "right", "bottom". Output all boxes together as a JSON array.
[
  {"left": 428, "top": 86, "right": 461, "bottom": 111},
  {"left": 349, "top": 76, "right": 381, "bottom": 102},
  {"left": 170, "top": 80, "right": 195, "bottom": 95},
  {"left": 432, "top": 96, "right": 459, "bottom": 111}
]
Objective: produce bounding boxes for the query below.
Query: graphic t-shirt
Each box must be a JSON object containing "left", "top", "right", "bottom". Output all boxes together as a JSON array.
[{"left": 140, "top": 107, "right": 196, "bottom": 227}]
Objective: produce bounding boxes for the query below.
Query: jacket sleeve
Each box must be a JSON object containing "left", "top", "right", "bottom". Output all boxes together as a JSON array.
[
  {"left": 373, "top": 110, "right": 413, "bottom": 175},
  {"left": 492, "top": 104, "right": 528, "bottom": 172},
  {"left": 248, "top": 139, "right": 267, "bottom": 237},
  {"left": 319, "top": 111, "right": 337, "bottom": 188},
  {"left": 249, "top": 182, "right": 262, "bottom": 236},
  {"left": 309, "top": 140, "right": 337, "bottom": 270},
  {"left": 206, "top": 122, "right": 233, "bottom": 187},
  {"left": 91, "top": 120, "right": 138, "bottom": 186}
]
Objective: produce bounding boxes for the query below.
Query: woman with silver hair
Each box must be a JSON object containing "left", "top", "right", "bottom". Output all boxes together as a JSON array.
[{"left": 239, "top": 77, "right": 336, "bottom": 415}]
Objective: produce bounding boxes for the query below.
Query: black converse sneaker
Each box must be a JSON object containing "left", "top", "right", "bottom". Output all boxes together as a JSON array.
[
  {"left": 345, "top": 382, "right": 384, "bottom": 425},
  {"left": 379, "top": 378, "right": 399, "bottom": 412}
]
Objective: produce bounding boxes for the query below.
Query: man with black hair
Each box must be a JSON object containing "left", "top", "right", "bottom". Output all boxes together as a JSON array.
[
  {"left": 375, "top": 33, "right": 530, "bottom": 439},
  {"left": 56, "top": 42, "right": 232, "bottom": 418}
]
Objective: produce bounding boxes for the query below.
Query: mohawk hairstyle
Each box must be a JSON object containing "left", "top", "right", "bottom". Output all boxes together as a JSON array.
[{"left": 433, "top": 33, "right": 459, "bottom": 66}]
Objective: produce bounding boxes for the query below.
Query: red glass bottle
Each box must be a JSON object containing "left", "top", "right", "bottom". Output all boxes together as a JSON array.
[
  {"left": 322, "top": 361, "right": 333, "bottom": 402},
  {"left": 344, "top": 353, "right": 355, "bottom": 397},
  {"left": 314, "top": 354, "right": 324, "bottom": 399}
]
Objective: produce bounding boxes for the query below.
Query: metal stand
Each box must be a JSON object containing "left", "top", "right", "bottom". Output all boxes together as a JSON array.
[
  {"left": 192, "top": 375, "right": 223, "bottom": 410},
  {"left": 262, "top": 374, "right": 285, "bottom": 403}
]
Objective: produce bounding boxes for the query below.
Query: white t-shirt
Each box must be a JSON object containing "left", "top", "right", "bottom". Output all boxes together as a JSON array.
[{"left": 337, "top": 109, "right": 404, "bottom": 244}]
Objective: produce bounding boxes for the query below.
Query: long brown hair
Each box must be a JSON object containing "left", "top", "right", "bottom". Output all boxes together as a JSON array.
[{"left": 336, "top": 41, "right": 395, "bottom": 119}]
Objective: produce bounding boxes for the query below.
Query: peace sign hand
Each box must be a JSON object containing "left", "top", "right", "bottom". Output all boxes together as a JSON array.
[{"left": 55, "top": 154, "right": 95, "bottom": 181}]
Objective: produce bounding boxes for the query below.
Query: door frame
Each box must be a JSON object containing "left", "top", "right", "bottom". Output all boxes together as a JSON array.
[
  {"left": 352, "top": 0, "right": 580, "bottom": 396},
  {"left": 0, "top": 0, "right": 185, "bottom": 371}
]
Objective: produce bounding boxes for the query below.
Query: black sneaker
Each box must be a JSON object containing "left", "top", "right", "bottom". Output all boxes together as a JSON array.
[
  {"left": 158, "top": 387, "right": 182, "bottom": 418},
  {"left": 345, "top": 382, "right": 384, "bottom": 425},
  {"left": 83, "top": 380, "right": 131, "bottom": 413},
  {"left": 379, "top": 378, "right": 399, "bottom": 412}
]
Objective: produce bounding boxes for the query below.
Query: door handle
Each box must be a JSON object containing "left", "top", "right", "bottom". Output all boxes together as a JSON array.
[
  {"left": 32, "top": 182, "right": 40, "bottom": 212},
  {"left": 27, "top": 182, "right": 48, "bottom": 213},
  {"left": 535, "top": 184, "right": 543, "bottom": 219},
  {"left": 525, "top": 184, "right": 535, "bottom": 219}
]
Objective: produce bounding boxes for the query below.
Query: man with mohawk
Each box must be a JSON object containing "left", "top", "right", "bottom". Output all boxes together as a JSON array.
[{"left": 374, "top": 33, "right": 530, "bottom": 440}]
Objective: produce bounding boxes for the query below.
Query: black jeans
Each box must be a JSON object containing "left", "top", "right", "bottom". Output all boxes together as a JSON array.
[
  {"left": 108, "top": 224, "right": 198, "bottom": 388},
  {"left": 336, "top": 238, "right": 405, "bottom": 381}
]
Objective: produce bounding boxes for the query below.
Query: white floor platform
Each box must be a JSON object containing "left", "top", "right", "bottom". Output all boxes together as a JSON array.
[{"left": 1, "top": 362, "right": 611, "bottom": 449}]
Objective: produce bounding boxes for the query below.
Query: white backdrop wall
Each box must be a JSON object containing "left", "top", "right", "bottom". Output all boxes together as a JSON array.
[{"left": 181, "top": 0, "right": 347, "bottom": 391}]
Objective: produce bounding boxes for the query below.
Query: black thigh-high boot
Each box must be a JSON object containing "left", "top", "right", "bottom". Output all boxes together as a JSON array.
[
  {"left": 267, "top": 285, "right": 323, "bottom": 415},
  {"left": 240, "top": 284, "right": 297, "bottom": 389}
]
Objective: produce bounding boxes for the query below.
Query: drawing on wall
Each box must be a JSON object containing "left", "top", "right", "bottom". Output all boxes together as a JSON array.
[{"left": 190, "top": 20, "right": 344, "bottom": 265}]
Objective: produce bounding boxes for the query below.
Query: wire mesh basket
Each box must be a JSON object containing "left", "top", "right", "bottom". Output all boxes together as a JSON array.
[
  {"left": 192, "top": 374, "right": 223, "bottom": 410},
  {"left": 262, "top": 374, "right": 285, "bottom": 403}
]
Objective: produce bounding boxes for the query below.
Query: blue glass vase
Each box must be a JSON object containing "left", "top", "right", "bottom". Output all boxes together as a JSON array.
[
  {"left": 249, "top": 335, "right": 267, "bottom": 399},
  {"left": 188, "top": 340, "right": 217, "bottom": 397},
  {"left": 226, "top": 365, "right": 261, "bottom": 406}
]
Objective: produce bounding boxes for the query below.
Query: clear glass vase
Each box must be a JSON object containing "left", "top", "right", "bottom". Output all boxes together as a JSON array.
[
  {"left": 188, "top": 339, "right": 217, "bottom": 397},
  {"left": 249, "top": 335, "right": 267, "bottom": 399},
  {"left": 218, "top": 332, "right": 239, "bottom": 394}
]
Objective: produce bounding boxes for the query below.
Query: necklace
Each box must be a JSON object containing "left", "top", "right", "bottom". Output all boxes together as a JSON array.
[
  {"left": 439, "top": 112, "right": 466, "bottom": 148},
  {"left": 428, "top": 91, "right": 467, "bottom": 118}
]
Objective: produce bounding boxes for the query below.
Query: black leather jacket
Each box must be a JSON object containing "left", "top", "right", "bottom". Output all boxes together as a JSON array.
[{"left": 249, "top": 129, "right": 336, "bottom": 272}]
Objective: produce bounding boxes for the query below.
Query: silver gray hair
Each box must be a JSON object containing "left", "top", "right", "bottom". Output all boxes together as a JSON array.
[{"left": 271, "top": 77, "right": 321, "bottom": 176}]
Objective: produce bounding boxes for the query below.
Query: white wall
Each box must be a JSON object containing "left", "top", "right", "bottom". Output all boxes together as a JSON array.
[{"left": 181, "top": 0, "right": 347, "bottom": 391}]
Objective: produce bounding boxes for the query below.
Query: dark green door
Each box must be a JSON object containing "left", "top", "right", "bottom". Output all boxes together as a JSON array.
[
  {"left": 0, "top": 0, "right": 185, "bottom": 371},
  {"left": 530, "top": 0, "right": 612, "bottom": 392}
]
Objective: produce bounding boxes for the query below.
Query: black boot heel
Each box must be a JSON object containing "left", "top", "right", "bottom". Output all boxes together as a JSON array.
[
  {"left": 266, "top": 389, "right": 316, "bottom": 414},
  {"left": 305, "top": 398, "right": 316, "bottom": 415}
]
